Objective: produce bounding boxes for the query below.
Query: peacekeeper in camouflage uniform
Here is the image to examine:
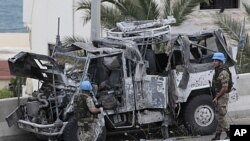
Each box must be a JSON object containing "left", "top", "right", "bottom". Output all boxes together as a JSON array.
[
  {"left": 211, "top": 52, "right": 230, "bottom": 140},
  {"left": 74, "top": 81, "right": 106, "bottom": 141}
]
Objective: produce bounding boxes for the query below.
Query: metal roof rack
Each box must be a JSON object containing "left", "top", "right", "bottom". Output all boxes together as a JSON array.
[{"left": 106, "top": 16, "right": 176, "bottom": 44}]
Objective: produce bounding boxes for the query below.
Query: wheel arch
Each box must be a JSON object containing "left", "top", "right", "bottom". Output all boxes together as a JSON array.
[
  {"left": 179, "top": 88, "right": 211, "bottom": 117},
  {"left": 186, "top": 88, "right": 211, "bottom": 102}
]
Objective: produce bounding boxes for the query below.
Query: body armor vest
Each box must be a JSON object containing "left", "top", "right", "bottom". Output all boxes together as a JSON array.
[
  {"left": 212, "top": 65, "right": 232, "bottom": 93},
  {"left": 73, "top": 93, "right": 92, "bottom": 121}
]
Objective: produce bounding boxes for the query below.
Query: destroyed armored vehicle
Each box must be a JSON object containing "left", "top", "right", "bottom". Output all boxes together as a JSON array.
[
  {"left": 5, "top": 49, "right": 88, "bottom": 140},
  {"left": 6, "top": 18, "right": 239, "bottom": 140}
]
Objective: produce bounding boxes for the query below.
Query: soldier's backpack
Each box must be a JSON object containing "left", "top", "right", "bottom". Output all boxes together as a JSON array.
[
  {"left": 226, "top": 68, "right": 233, "bottom": 93},
  {"left": 213, "top": 66, "right": 233, "bottom": 94},
  {"left": 73, "top": 93, "right": 92, "bottom": 121}
]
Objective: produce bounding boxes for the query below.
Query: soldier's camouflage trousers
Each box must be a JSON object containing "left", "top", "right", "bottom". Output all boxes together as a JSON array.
[
  {"left": 78, "top": 118, "right": 105, "bottom": 141},
  {"left": 215, "top": 94, "right": 229, "bottom": 133}
]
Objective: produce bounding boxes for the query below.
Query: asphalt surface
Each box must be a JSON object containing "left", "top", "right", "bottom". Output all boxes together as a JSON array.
[
  {"left": 1, "top": 117, "right": 249, "bottom": 141},
  {"left": 0, "top": 133, "right": 37, "bottom": 141}
]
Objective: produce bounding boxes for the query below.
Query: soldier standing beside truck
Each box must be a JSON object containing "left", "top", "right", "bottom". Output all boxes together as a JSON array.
[
  {"left": 211, "top": 52, "right": 231, "bottom": 140},
  {"left": 74, "top": 81, "right": 105, "bottom": 141}
]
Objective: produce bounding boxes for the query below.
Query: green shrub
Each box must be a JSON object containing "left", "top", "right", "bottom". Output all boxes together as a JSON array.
[
  {"left": 0, "top": 89, "right": 13, "bottom": 99},
  {"left": 9, "top": 77, "right": 26, "bottom": 97}
]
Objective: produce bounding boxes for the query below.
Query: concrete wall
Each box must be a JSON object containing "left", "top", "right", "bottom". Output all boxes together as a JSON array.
[
  {"left": 0, "top": 80, "right": 10, "bottom": 89},
  {"left": 237, "top": 73, "right": 250, "bottom": 96},
  {"left": 0, "top": 97, "right": 28, "bottom": 137}
]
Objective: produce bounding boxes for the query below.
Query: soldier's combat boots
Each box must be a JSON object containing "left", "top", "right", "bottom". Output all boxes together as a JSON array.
[
  {"left": 225, "top": 130, "right": 230, "bottom": 139},
  {"left": 211, "top": 132, "right": 221, "bottom": 140}
]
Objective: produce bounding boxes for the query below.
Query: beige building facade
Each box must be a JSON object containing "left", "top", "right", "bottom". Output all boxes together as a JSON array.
[{"left": 0, "top": 33, "right": 30, "bottom": 89}]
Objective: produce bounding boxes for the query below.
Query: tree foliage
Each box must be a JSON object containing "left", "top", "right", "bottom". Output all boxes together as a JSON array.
[
  {"left": 62, "top": 36, "right": 87, "bottom": 46},
  {"left": 76, "top": 0, "right": 208, "bottom": 28},
  {"left": 214, "top": 14, "right": 241, "bottom": 41},
  {"left": 243, "top": 2, "right": 250, "bottom": 16},
  {"left": 0, "top": 89, "right": 13, "bottom": 99},
  {"left": 167, "top": 0, "right": 209, "bottom": 25}
]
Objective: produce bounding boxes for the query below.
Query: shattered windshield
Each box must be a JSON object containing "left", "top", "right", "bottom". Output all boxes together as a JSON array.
[{"left": 53, "top": 49, "right": 87, "bottom": 82}]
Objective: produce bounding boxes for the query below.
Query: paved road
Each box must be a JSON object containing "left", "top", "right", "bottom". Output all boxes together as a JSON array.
[
  {"left": 174, "top": 117, "right": 250, "bottom": 141},
  {"left": 0, "top": 133, "right": 37, "bottom": 141},
  {"left": 1, "top": 117, "right": 249, "bottom": 141}
]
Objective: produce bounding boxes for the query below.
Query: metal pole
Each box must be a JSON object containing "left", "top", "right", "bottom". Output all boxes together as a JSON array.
[
  {"left": 91, "top": 0, "right": 101, "bottom": 41},
  {"left": 72, "top": 0, "right": 75, "bottom": 37}
]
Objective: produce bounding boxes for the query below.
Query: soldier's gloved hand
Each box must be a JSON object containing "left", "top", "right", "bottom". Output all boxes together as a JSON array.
[
  {"left": 212, "top": 97, "right": 218, "bottom": 105},
  {"left": 99, "top": 107, "right": 104, "bottom": 114}
]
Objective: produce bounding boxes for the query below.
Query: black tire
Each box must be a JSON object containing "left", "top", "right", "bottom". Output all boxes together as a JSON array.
[
  {"left": 63, "top": 117, "right": 80, "bottom": 141},
  {"left": 183, "top": 94, "right": 217, "bottom": 135}
]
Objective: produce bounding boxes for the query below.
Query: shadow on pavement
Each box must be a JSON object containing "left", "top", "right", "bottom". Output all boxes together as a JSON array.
[{"left": 0, "top": 133, "right": 38, "bottom": 141}]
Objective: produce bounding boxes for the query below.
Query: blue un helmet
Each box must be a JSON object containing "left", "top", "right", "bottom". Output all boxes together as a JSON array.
[
  {"left": 80, "top": 81, "right": 93, "bottom": 91},
  {"left": 212, "top": 52, "right": 225, "bottom": 63}
]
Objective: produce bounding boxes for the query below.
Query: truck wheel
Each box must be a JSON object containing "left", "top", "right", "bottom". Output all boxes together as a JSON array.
[
  {"left": 63, "top": 117, "right": 81, "bottom": 141},
  {"left": 183, "top": 94, "right": 217, "bottom": 135}
]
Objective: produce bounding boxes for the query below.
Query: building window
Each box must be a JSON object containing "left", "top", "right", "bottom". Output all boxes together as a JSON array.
[{"left": 200, "top": 0, "right": 239, "bottom": 10}]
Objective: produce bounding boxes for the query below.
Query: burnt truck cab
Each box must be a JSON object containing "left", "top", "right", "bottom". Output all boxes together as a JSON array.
[
  {"left": 84, "top": 19, "right": 238, "bottom": 137},
  {"left": 72, "top": 40, "right": 170, "bottom": 139},
  {"left": 6, "top": 18, "right": 239, "bottom": 140}
]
